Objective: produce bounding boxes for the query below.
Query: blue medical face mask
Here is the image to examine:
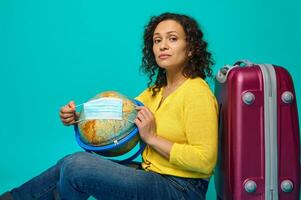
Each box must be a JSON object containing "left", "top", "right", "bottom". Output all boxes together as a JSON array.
[{"left": 78, "top": 97, "right": 123, "bottom": 120}]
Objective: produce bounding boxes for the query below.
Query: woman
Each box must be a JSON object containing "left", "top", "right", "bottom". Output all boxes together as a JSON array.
[{"left": 0, "top": 12, "right": 218, "bottom": 200}]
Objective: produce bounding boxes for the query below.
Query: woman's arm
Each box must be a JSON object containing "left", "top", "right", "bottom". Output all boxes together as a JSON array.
[
  {"left": 168, "top": 88, "right": 218, "bottom": 174},
  {"left": 135, "top": 87, "right": 218, "bottom": 174},
  {"left": 147, "top": 135, "right": 173, "bottom": 160},
  {"left": 134, "top": 106, "right": 173, "bottom": 159}
]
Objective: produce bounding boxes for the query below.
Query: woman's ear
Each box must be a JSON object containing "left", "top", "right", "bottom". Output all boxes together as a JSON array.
[{"left": 188, "top": 51, "right": 192, "bottom": 57}]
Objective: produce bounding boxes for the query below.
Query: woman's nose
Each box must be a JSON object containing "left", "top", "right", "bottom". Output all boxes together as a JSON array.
[{"left": 159, "top": 39, "right": 169, "bottom": 50}]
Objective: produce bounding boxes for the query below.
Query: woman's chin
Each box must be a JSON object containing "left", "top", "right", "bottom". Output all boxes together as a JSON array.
[{"left": 157, "top": 63, "right": 172, "bottom": 70}]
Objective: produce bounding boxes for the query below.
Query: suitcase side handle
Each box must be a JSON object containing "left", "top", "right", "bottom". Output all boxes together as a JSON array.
[
  {"left": 216, "top": 65, "right": 233, "bottom": 83},
  {"left": 216, "top": 60, "right": 254, "bottom": 83}
]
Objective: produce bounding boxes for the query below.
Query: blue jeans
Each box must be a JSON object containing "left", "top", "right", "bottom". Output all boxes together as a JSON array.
[{"left": 10, "top": 152, "right": 209, "bottom": 200}]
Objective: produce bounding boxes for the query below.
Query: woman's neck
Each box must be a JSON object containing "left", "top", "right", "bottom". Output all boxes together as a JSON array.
[{"left": 165, "top": 70, "right": 187, "bottom": 89}]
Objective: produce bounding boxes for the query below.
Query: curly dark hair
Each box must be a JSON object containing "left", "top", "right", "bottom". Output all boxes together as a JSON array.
[{"left": 141, "top": 12, "right": 214, "bottom": 96}]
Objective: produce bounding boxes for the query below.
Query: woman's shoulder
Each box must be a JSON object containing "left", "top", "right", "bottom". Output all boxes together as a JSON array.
[
  {"left": 184, "top": 77, "right": 213, "bottom": 95},
  {"left": 183, "top": 77, "right": 218, "bottom": 110},
  {"left": 135, "top": 86, "right": 159, "bottom": 104}
]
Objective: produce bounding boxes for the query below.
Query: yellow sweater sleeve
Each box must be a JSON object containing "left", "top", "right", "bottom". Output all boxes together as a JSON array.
[
  {"left": 135, "top": 88, "right": 151, "bottom": 106},
  {"left": 169, "top": 85, "right": 218, "bottom": 174}
]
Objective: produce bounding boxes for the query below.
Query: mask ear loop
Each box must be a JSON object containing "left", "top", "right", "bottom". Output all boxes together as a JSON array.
[
  {"left": 71, "top": 103, "right": 84, "bottom": 124},
  {"left": 72, "top": 119, "right": 84, "bottom": 124},
  {"left": 127, "top": 102, "right": 141, "bottom": 124},
  {"left": 75, "top": 103, "right": 84, "bottom": 108},
  {"left": 126, "top": 118, "right": 135, "bottom": 124},
  {"left": 126, "top": 102, "right": 142, "bottom": 124}
]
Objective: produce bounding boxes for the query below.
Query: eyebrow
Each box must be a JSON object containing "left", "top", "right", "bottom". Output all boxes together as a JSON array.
[{"left": 153, "top": 31, "right": 179, "bottom": 36}]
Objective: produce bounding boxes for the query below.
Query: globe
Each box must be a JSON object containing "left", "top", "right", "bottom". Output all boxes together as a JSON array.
[{"left": 74, "top": 91, "right": 144, "bottom": 158}]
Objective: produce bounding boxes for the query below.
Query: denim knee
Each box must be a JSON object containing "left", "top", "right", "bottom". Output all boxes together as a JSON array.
[
  {"left": 59, "top": 152, "right": 94, "bottom": 199},
  {"left": 59, "top": 151, "right": 93, "bottom": 178}
]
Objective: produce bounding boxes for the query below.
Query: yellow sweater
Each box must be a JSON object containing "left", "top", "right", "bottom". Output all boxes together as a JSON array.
[{"left": 135, "top": 77, "right": 218, "bottom": 179}]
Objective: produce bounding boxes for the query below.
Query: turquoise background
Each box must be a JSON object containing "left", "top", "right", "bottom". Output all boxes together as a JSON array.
[{"left": 0, "top": 0, "right": 300, "bottom": 199}]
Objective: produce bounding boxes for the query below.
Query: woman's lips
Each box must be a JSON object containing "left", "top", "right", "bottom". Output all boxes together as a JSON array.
[{"left": 159, "top": 54, "right": 171, "bottom": 59}]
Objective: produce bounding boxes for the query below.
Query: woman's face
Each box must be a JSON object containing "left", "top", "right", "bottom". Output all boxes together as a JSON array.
[{"left": 152, "top": 20, "right": 190, "bottom": 72}]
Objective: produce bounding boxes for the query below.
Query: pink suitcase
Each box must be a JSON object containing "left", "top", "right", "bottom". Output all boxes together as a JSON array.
[{"left": 214, "top": 60, "right": 300, "bottom": 200}]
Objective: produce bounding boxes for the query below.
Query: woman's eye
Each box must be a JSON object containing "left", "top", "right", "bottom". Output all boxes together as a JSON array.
[
  {"left": 153, "top": 39, "right": 161, "bottom": 44},
  {"left": 169, "top": 37, "right": 177, "bottom": 42}
]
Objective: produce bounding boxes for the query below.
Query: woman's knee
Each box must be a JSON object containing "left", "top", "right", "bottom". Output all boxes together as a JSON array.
[
  {"left": 60, "top": 151, "right": 93, "bottom": 170},
  {"left": 58, "top": 152, "right": 96, "bottom": 185},
  {"left": 60, "top": 151, "right": 110, "bottom": 177}
]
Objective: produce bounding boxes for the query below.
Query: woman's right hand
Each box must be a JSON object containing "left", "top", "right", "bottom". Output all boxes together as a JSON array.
[{"left": 59, "top": 101, "right": 79, "bottom": 126}]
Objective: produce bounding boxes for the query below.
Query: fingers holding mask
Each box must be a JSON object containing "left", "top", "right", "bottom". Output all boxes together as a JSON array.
[
  {"left": 61, "top": 101, "right": 75, "bottom": 113},
  {"left": 136, "top": 110, "right": 147, "bottom": 123},
  {"left": 60, "top": 111, "right": 74, "bottom": 119},
  {"left": 61, "top": 115, "right": 76, "bottom": 126},
  {"left": 136, "top": 106, "right": 153, "bottom": 122},
  {"left": 60, "top": 101, "right": 77, "bottom": 125},
  {"left": 62, "top": 117, "right": 75, "bottom": 125},
  {"left": 134, "top": 106, "right": 156, "bottom": 144},
  {"left": 135, "top": 106, "right": 155, "bottom": 127},
  {"left": 68, "top": 101, "right": 75, "bottom": 110}
]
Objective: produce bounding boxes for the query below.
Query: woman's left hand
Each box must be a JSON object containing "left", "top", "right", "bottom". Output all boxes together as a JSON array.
[{"left": 134, "top": 106, "right": 157, "bottom": 144}]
